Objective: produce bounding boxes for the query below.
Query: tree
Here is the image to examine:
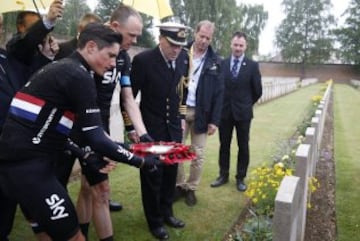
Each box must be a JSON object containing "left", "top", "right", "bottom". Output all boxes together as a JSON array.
[
  {"left": 137, "top": 14, "right": 157, "bottom": 48},
  {"left": 275, "top": 0, "right": 335, "bottom": 66},
  {"left": 334, "top": 0, "right": 360, "bottom": 65},
  {"left": 94, "top": 0, "right": 120, "bottom": 22},
  {"left": 1, "top": 12, "right": 17, "bottom": 45},
  {"left": 54, "top": 0, "right": 91, "bottom": 37},
  {"left": 170, "top": 0, "right": 268, "bottom": 57}
]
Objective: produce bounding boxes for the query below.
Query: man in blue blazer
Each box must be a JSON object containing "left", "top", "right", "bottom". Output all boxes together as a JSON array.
[{"left": 211, "top": 31, "right": 262, "bottom": 192}]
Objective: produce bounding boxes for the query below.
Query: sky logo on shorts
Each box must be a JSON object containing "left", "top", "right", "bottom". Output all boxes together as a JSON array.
[
  {"left": 45, "top": 194, "right": 69, "bottom": 220},
  {"left": 9, "top": 92, "right": 45, "bottom": 122},
  {"left": 56, "top": 111, "right": 75, "bottom": 135}
]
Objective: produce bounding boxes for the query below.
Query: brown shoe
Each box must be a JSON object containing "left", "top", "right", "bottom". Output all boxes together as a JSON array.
[{"left": 185, "top": 190, "right": 197, "bottom": 206}]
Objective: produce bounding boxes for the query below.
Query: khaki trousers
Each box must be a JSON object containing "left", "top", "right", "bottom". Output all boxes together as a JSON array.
[{"left": 176, "top": 107, "right": 207, "bottom": 191}]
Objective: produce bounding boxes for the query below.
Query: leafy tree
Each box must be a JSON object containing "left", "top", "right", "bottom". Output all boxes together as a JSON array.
[
  {"left": 94, "top": 0, "right": 120, "bottom": 22},
  {"left": 169, "top": 0, "right": 267, "bottom": 57},
  {"left": 334, "top": 0, "right": 360, "bottom": 65},
  {"left": 137, "top": 14, "right": 157, "bottom": 48},
  {"left": 275, "top": 0, "right": 335, "bottom": 66},
  {"left": 1, "top": 12, "right": 17, "bottom": 45},
  {"left": 54, "top": 0, "right": 91, "bottom": 37}
]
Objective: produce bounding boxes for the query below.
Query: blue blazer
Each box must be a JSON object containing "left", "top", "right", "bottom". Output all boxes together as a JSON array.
[{"left": 221, "top": 56, "right": 262, "bottom": 121}]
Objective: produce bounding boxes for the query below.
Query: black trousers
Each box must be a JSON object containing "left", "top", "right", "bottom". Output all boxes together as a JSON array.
[
  {"left": 0, "top": 190, "right": 16, "bottom": 241},
  {"left": 218, "top": 115, "right": 251, "bottom": 180},
  {"left": 140, "top": 163, "right": 178, "bottom": 230}
]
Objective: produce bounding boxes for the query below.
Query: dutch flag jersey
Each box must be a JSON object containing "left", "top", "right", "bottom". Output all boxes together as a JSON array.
[{"left": 9, "top": 92, "right": 75, "bottom": 136}]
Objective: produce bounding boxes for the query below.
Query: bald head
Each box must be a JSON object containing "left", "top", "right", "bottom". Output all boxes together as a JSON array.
[
  {"left": 110, "top": 4, "right": 142, "bottom": 25},
  {"left": 109, "top": 4, "right": 143, "bottom": 50}
]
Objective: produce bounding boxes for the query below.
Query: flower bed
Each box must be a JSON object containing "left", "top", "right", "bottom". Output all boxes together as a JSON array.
[{"left": 226, "top": 80, "right": 332, "bottom": 241}]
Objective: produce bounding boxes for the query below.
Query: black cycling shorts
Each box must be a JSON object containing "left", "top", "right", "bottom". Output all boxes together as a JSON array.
[{"left": 0, "top": 158, "right": 79, "bottom": 241}]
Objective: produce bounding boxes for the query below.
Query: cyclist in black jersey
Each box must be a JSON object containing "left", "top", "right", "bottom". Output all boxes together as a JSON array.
[
  {"left": 72, "top": 5, "right": 153, "bottom": 241},
  {"left": 0, "top": 23, "right": 160, "bottom": 241}
]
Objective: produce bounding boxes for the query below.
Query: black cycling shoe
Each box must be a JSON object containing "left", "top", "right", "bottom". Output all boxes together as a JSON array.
[{"left": 109, "top": 200, "right": 123, "bottom": 212}]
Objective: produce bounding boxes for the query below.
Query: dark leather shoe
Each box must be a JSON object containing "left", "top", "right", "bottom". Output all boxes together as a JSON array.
[
  {"left": 173, "top": 186, "right": 186, "bottom": 202},
  {"left": 150, "top": 226, "right": 169, "bottom": 240},
  {"left": 185, "top": 190, "right": 197, "bottom": 206},
  {"left": 109, "top": 200, "right": 123, "bottom": 212},
  {"left": 210, "top": 176, "right": 229, "bottom": 188},
  {"left": 164, "top": 216, "right": 185, "bottom": 228},
  {"left": 237, "top": 180, "right": 247, "bottom": 192}
]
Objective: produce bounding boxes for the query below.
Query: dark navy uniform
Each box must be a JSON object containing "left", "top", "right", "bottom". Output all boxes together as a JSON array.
[
  {"left": 0, "top": 52, "right": 144, "bottom": 240},
  {"left": 131, "top": 46, "right": 189, "bottom": 230}
]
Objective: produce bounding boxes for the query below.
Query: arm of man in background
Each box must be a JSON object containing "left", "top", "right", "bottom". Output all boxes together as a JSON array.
[
  {"left": 118, "top": 52, "right": 153, "bottom": 143},
  {"left": 208, "top": 55, "right": 224, "bottom": 135},
  {"left": 251, "top": 61, "right": 262, "bottom": 104},
  {"left": 6, "top": 0, "right": 64, "bottom": 65}
]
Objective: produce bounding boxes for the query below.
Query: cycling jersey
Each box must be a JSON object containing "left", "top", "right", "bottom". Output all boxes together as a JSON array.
[
  {"left": 95, "top": 49, "right": 131, "bottom": 118},
  {"left": 0, "top": 52, "right": 100, "bottom": 161}
]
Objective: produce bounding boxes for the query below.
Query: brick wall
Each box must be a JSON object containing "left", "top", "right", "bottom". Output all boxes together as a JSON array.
[
  {"left": 128, "top": 47, "right": 360, "bottom": 83},
  {"left": 259, "top": 62, "right": 360, "bottom": 83}
]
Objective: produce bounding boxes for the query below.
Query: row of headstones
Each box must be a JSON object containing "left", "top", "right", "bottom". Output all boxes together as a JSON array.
[
  {"left": 301, "top": 78, "right": 318, "bottom": 87},
  {"left": 272, "top": 81, "right": 332, "bottom": 241},
  {"left": 109, "top": 76, "right": 320, "bottom": 141},
  {"left": 258, "top": 77, "right": 318, "bottom": 104},
  {"left": 349, "top": 79, "right": 360, "bottom": 88}
]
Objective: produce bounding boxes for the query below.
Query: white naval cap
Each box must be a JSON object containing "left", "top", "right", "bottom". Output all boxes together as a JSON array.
[{"left": 156, "top": 21, "right": 190, "bottom": 46}]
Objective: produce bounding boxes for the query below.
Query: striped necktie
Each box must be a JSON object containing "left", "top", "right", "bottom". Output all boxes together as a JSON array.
[{"left": 231, "top": 58, "right": 239, "bottom": 78}]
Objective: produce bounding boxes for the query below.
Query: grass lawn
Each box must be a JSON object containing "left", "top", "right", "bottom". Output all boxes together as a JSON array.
[
  {"left": 334, "top": 84, "right": 360, "bottom": 241},
  {"left": 9, "top": 84, "right": 322, "bottom": 241}
]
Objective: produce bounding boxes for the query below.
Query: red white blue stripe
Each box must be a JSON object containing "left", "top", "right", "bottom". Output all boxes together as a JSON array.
[
  {"left": 56, "top": 111, "right": 75, "bottom": 135},
  {"left": 9, "top": 92, "right": 45, "bottom": 122}
]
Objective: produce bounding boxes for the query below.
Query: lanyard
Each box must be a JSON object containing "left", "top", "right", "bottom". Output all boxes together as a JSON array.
[
  {"left": 192, "top": 57, "right": 205, "bottom": 76},
  {"left": 190, "top": 46, "right": 206, "bottom": 77}
]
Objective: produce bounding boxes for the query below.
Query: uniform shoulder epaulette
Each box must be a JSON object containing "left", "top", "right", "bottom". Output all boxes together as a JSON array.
[{"left": 181, "top": 47, "right": 190, "bottom": 53}]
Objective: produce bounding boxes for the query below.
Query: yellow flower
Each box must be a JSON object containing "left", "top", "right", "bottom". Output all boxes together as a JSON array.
[
  {"left": 275, "top": 162, "right": 285, "bottom": 168},
  {"left": 285, "top": 169, "right": 293, "bottom": 176}
]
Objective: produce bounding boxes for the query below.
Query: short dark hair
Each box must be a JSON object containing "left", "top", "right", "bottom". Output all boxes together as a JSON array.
[
  {"left": 232, "top": 31, "right": 247, "bottom": 41},
  {"left": 16, "top": 11, "right": 40, "bottom": 29},
  {"left": 78, "top": 23, "right": 122, "bottom": 50}
]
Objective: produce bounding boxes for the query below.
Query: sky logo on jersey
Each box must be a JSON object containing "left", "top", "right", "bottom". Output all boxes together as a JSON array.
[
  {"left": 56, "top": 111, "right": 75, "bottom": 135},
  {"left": 9, "top": 92, "right": 45, "bottom": 122}
]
